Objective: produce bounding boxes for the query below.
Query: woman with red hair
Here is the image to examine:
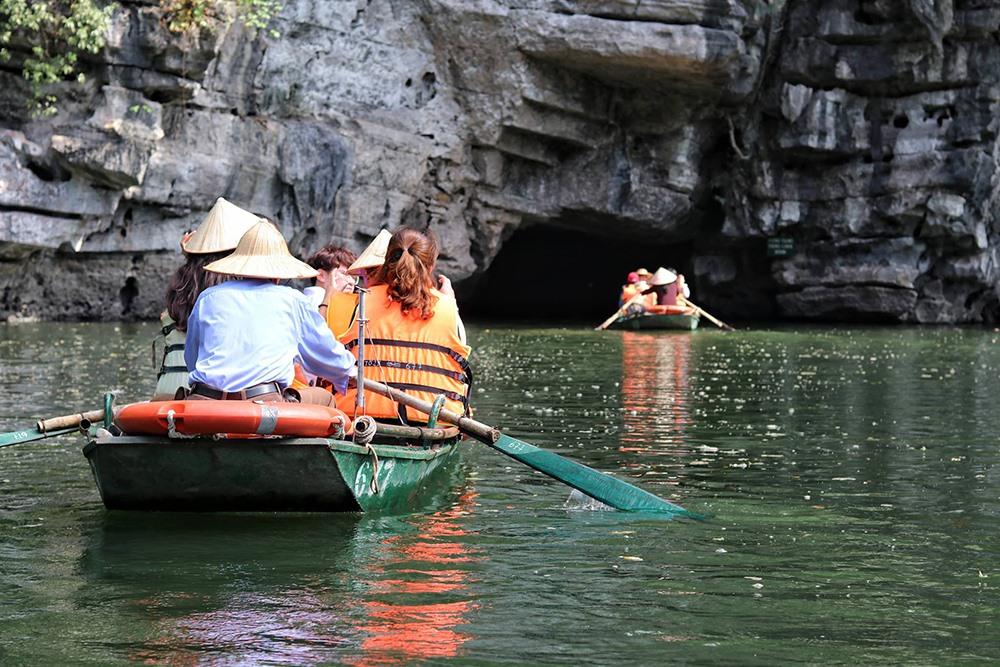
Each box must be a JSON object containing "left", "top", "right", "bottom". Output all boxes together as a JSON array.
[{"left": 336, "top": 228, "right": 471, "bottom": 423}]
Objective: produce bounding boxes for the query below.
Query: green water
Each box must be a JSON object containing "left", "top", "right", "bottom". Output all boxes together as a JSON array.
[{"left": 1, "top": 322, "right": 998, "bottom": 665}]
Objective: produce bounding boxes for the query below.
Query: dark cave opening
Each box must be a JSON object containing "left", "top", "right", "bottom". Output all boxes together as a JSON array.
[
  {"left": 457, "top": 224, "right": 694, "bottom": 322},
  {"left": 119, "top": 276, "right": 139, "bottom": 315}
]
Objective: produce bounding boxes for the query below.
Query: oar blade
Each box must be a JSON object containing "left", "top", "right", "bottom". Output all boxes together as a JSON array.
[
  {"left": 0, "top": 428, "right": 42, "bottom": 448},
  {"left": 0, "top": 427, "right": 78, "bottom": 449},
  {"left": 487, "top": 433, "right": 701, "bottom": 517}
]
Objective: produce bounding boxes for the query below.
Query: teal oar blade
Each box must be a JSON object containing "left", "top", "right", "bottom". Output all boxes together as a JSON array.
[
  {"left": 0, "top": 426, "right": 78, "bottom": 448},
  {"left": 487, "top": 433, "right": 701, "bottom": 517}
]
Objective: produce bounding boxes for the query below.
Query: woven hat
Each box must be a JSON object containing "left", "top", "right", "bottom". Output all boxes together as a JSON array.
[
  {"left": 181, "top": 198, "right": 263, "bottom": 254},
  {"left": 204, "top": 221, "right": 318, "bottom": 280},
  {"left": 650, "top": 267, "right": 677, "bottom": 286},
  {"left": 636, "top": 268, "right": 651, "bottom": 277},
  {"left": 347, "top": 229, "right": 392, "bottom": 276}
]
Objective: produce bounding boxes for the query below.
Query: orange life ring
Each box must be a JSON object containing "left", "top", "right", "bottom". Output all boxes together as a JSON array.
[
  {"left": 115, "top": 401, "right": 352, "bottom": 438},
  {"left": 647, "top": 304, "right": 693, "bottom": 315}
]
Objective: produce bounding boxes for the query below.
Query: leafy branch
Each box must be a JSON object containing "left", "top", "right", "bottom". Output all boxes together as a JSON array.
[
  {"left": 0, "top": 0, "right": 282, "bottom": 117},
  {"left": 160, "top": 0, "right": 283, "bottom": 38},
  {"left": 0, "top": 0, "right": 114, "bottom": 116}
]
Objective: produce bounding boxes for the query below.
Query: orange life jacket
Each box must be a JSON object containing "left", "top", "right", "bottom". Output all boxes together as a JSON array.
[
  {"left": 619, "top": 284, "right": 640, "bottom": 306},
  {"left": 289, "top": 292, "right": 361, "bottom": 393},
  {"left": 291, "top": 363, "right": 310, "bottom": 391},
  {"left": 325, "top": 291, "right": 359, "bottom": 339},
  {"left": 335, "top": 284, "right": 472, "bottom": 422}
]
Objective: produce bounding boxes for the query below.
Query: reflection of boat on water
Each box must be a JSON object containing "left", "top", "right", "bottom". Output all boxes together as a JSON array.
[
  {"left": 620, "top": 331, "right": 692, "bottom": 452},
  {"left": 76, "top": 512, "right": 361, "bottom": 665},
  {"left": 608, "top": 312, "right": 700, "bottom": 331},
  {"left": 346, "top": 489, "right": 481, "bottom": 666},
  {"left": 75, "top": 483, "right": 480, "bottom": 665},
  {"left": 83, "top": 431, "right": 460, "bottom": 513}
]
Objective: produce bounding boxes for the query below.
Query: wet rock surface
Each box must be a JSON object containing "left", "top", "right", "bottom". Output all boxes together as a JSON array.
[{"left": 0, "top": 0, "right": 998, "bottom": 322}]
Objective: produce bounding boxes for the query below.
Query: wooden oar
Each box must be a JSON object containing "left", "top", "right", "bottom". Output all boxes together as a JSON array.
[
  {"left": 682, "top": 298, "right": 735, "bottom": 331},
  {"left": 0, "top": 409, "right": 105, "bottom": 449},
  {"left": 595, "top": 293, "right": 644, "bottom": 331},
  {"left": 361, "top": 378, "right": 700, "bottom": 517}
]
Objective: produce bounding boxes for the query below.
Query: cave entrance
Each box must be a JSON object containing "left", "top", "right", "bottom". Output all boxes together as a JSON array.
[{"left": 458, "top": 224, "right": 693, "bottom": 322}]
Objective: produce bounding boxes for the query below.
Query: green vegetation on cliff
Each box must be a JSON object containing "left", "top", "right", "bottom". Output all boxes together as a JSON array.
[
  {"left": 0, "top": 0, "right": 280, "bottom": 116},
  {"left": 0, "top": 0, "right": 112, "bottom": 116}
]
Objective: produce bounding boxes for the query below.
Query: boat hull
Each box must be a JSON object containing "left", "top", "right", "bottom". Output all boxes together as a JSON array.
[
  {"left": 607, "top": 313, "right": 700, "bottom": 331},
  {"left": 83, "top": 434, "right": 460, "bottom": 513}
]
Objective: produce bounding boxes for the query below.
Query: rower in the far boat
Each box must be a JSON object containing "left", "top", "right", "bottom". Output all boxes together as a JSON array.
[{"left": 641, "top": 267, "right": 697, "bottom": 316}]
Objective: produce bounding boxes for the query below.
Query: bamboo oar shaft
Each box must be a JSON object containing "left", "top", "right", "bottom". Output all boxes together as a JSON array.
[
  {"left": 371, "top": 421, "right": 460, "bottom": 441},
  {"left": 37, "top": 409, "right": 106, "bottom": 433},
  {"left": 361, "top": 379, "right": 499, "bottom": 442},
  {"left": 683, "top": 298, "right": 735, "bottom": 331},
  {"left": 595, "top": 293, "right": 644, "bottom": 330}
]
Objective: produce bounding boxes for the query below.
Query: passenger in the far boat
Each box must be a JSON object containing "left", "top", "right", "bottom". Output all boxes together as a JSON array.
[
  {"left": 152, "top": 198, "right": 261, "bottom": 401},
  {"left": 619, "top": 272, "right": 642, "bottom": 307},
  {"left": 672, "top": 268, "right": 692, "bottom": 304},
  {"left": 633, "top": 267, "right": 656, "bottom": 310},
  {"left": 641, "top": 267, "right": 696, "bottom": 315},
  {"left": 183, "top": 221, "right": 356, "bottom": 404},
  {"left": 335, "top": 228, "right": 471, "bottom": 424}
]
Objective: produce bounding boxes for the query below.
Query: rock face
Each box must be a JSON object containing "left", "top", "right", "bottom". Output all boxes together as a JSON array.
[
  {"left": 719, "top": 0, "right": 1000, "bottom": 322},
  {"left": 0, "top": 0, "right": 998, "bottom": 322}
]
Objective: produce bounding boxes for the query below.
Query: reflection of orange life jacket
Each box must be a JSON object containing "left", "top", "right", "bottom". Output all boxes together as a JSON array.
[{"left": 335, "top": 284, "right": 472, "bottom": 422}]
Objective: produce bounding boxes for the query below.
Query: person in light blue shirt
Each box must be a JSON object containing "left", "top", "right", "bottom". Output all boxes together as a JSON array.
[{"left": 184, "top": 221, "right": 356, "bottom": 401}]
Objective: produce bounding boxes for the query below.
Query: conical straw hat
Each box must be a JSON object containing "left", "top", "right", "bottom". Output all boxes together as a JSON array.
[
  {"left": 181, "top": 198, "right": 263, "bottom": 254},
  {"left": 347, "top": 229, "right": 392, "bottom": 276},
  {"left": 204, "top": 221, "right": 318, "bottom": 280},
  {"left": 650, "top": 267, "right": 677, "bottom": 286}
]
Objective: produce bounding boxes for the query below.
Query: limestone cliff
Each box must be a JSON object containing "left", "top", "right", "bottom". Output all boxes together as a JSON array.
[{"left": 0, "top": 0, "right": 997, "bottom": 323}]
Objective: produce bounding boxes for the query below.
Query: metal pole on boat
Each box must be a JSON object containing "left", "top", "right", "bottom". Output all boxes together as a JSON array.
[
  {"left": 346, "top": 228, "right": 391, "bottom": 415},
  {"left": 355, "top": 271, "right": 368, "bottom": 413}
]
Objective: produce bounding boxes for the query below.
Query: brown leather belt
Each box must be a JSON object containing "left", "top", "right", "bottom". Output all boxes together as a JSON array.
[{"left": 189, "top": 382, "right": 281, "bottom": 401}]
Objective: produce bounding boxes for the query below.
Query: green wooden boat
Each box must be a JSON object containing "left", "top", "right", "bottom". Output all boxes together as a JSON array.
[
  {"left": 607, "top": 312, "right": 700, "bottom": 331},
  {"left": 83, "top": 430, "right": 461, "bottom": 513}
]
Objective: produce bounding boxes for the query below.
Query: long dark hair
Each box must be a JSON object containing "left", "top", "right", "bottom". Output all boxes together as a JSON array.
[
  {"left": 370, "top": 228, "right": 438, "bottom": 320},
  {"left": 166, "top": 252, "right": 231, "bottom": 331}
]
